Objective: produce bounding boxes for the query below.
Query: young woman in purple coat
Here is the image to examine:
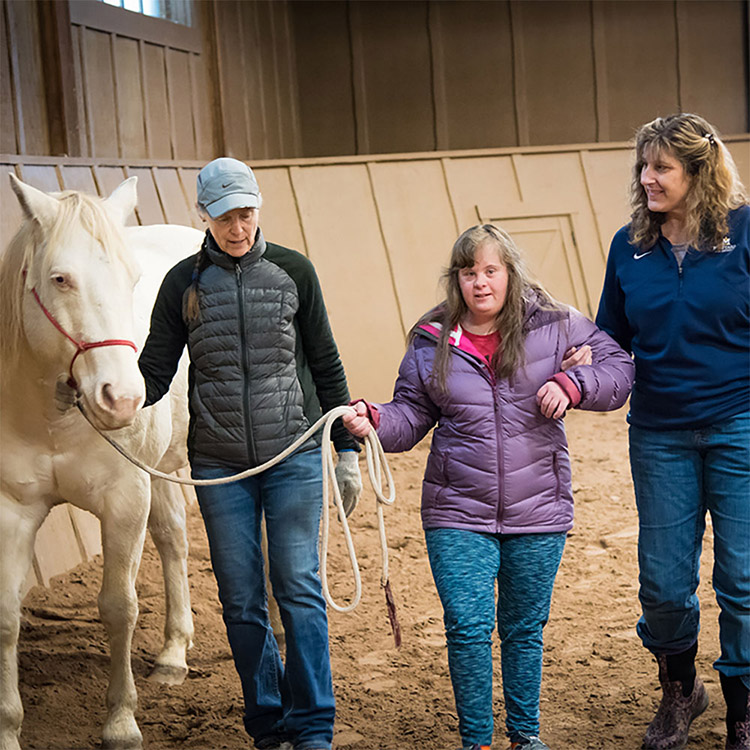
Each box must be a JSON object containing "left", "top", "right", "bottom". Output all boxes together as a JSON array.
[{"left": 343, "top": 224, "right": 634, "bottom": 750}]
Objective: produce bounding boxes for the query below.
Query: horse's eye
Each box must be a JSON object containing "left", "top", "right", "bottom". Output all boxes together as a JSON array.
[{"left": 51, "top": 274, "right": 69, "bottom": 288}]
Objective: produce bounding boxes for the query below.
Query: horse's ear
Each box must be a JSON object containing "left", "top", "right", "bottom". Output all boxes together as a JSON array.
[
  {"left": 105, "top": 176, "right": 138, "bottom": 225},
  {"left": 10, "top": 173, "right": 60, "bottom": 227}
]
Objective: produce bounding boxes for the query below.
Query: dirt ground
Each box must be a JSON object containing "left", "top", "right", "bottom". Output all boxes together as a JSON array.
[{"left": 18, "top": 407, "right": 727, "bottom": 750}]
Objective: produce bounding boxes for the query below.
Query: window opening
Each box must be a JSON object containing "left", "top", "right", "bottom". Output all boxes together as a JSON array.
[{"left": 99, "top": 0, "right": 193, "bottom": 27}]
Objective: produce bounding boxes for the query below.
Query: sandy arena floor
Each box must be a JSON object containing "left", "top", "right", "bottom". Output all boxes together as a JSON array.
[{"left": 18, "top": 408, "right": 727, "bottom": 749}]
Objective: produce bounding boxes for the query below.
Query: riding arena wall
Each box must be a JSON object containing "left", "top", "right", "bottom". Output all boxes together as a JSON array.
[{"left": 2, "top": 137, "right": 749, "bottom": 595}]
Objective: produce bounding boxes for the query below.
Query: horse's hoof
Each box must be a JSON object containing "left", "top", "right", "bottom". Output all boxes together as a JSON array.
[
  {"left": 147, "top": 663, "right": 188, "bottom": 685},
  {"left": 102, "top": 738, "right": 142, "bottom": 750}
]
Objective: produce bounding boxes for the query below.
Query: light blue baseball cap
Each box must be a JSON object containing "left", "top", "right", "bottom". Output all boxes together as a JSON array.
[{"left": 196, "top": 157, "right": 261, "bottom": 218}]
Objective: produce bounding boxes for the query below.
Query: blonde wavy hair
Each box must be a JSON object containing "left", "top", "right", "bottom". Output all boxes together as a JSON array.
[
  {"left": 630, "top": 113, "right": 747, "bottom": 250},
  {"left": 411, "top": 224, "right": 561, "bottom": 391}
]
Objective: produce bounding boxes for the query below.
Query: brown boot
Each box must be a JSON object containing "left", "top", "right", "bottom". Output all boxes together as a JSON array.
[
  {"left": 643, "top": 655, "right": 709, "bottom": 750},
  {"left": 725, "top": 686, "right": 750, "bottom": 750}
]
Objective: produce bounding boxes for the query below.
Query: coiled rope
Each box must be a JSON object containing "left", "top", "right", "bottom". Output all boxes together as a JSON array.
[{"left": 76, "top": 401, "right": 400, "bottom": 640}]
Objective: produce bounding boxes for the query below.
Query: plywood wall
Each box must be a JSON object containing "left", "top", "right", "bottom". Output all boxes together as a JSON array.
[
  {"left": 3, "top": 135, "right": 749, "bottom": 591},
  {"left": 291, "top": 0, "right": 749, "bottom": 156},
  {"left": 3, "top": 1, "right": 747, "bottom": 162}
]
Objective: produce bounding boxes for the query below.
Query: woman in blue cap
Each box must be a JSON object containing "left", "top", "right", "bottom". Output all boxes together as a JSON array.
[{"left": 139, "top": 157, "right": 361, "bottom": 750}]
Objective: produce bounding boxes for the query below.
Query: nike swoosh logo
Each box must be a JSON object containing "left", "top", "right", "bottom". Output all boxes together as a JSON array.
[
  {"left": 633, "top": 251, "right": 652, "bottom": 260},
  {"left": 221, "top": 182, "right": 232, "bottom": 188}
]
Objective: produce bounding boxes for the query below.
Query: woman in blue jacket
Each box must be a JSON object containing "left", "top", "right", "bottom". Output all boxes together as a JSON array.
[{"left": 596, "top": 113, "right": 749, "bottom": 750}]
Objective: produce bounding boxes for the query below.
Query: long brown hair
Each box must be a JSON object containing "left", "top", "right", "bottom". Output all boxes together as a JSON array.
[
  {"left": 629, "top": 113, "right": 747, "bottom": 251},
  {"left": 411, "top": 224, "right": 561, "bottom": 391}
]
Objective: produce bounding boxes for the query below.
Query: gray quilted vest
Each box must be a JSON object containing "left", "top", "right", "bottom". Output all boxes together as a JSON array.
[{"left": 187, "top": 232, "right": 311, "bottom": 467}]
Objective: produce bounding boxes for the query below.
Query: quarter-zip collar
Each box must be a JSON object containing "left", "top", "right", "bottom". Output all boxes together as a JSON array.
[{"left": 204, "top": 227, "right": 266, "bottom": 271}]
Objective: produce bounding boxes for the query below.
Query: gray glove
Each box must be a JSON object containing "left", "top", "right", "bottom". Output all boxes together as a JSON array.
[{"left": 334, "top": 450, "right": 363, "bottom": 517}]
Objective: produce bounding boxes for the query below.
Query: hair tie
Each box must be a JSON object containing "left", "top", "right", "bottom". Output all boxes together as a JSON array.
[{"left": 703, "top": 132, "right": 716, "bottom": 146}]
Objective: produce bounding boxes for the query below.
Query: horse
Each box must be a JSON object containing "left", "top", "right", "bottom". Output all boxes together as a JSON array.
[{"left": 0, "top": 175, "right": 203, "bottom": 750}]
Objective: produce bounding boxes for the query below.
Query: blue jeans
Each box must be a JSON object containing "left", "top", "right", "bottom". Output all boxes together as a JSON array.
[
  {"left": 630, "top": 413, "right": 750, "bottom": 689},
  {"left": 425, "top": 528, "right": 566, "bottom": 746},
  {"left": 193, "top": 447, "right": 334, "bottom": 750}
]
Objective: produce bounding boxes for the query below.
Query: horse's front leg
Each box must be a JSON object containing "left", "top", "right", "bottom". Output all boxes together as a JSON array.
[
  {"left": 0, "top": 494, "right": 47, "bottom": 750},
  {"left": 98, "top": 480, "right": 149, "bottom": 750},
  {"left": 146, "top": 477, "right": 193, "bottom": 685}
]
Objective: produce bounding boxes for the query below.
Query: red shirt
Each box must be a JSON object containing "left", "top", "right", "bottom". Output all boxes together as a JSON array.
[{"left": 462, "top": 329, "right": 501, "bottom": 363}]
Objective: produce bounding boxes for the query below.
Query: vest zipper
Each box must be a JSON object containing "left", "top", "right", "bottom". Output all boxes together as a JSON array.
[{"left": 236, "top": 264, "right": 257, "bottom": 465}]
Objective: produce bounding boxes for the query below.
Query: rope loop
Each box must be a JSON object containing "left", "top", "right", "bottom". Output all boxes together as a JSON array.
[{"left": 76, "top": 401, "right": 395, "bottom": 614}]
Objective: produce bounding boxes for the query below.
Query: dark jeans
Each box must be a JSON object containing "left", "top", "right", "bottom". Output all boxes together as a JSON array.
[
  {"left": 193, "top": 447, "right": 335, "bottom": 749},
  {"left": 630, "top": 413, "right": 750, "bottom": 690}
]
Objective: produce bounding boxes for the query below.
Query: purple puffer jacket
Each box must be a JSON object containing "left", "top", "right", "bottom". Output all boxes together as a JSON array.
[{"left": 374, "top": 299, "right": 635, "bottom": 534}]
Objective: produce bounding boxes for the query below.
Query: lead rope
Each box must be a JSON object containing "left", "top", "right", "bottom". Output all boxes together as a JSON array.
[{"left": 75, "top": 400, "right": 401, "bottom": 644}]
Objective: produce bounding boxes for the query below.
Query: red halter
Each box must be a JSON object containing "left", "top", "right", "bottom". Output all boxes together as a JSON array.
[{"left": 27, "top": 281, "right": 138, "bottom": 391}]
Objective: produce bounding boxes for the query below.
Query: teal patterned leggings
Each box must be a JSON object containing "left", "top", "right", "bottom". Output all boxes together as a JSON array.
[{"left": 425, "top": 528, "right": 566, "bottom": 746}]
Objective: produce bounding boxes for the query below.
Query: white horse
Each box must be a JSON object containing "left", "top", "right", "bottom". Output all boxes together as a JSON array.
[{"left": 0, "top": 176, "right": 203, "bottom": 750}]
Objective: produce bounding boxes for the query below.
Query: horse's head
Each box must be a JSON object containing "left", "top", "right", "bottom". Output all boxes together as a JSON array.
[{"left": 2, "top": 175, "right": 146, "bottom": 430}]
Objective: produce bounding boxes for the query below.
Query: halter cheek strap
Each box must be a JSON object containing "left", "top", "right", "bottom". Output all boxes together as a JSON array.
[{"left": 25, "top": 274, "right": 138, "bottom": 390}]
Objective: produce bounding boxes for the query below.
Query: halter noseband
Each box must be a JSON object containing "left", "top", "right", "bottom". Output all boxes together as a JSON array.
[{"left": 25, "top": 274, "right": 138, "bottom": 390}]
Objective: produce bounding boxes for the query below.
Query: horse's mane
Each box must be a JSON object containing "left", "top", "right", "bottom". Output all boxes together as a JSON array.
[{"left": 0, "top": 190, "right": 139, "bottom": 363}]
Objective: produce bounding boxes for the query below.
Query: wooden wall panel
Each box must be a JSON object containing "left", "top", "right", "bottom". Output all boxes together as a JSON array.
[
  {"left": 260, "top": 2, "right": 301, "bottom": 157},
  {"left": 253, "top": 167, "right": 307, "bottom": 254},
  {"left": 4, "top": 0, "right": 50, "bottom": 154},
  {"left": 190, "top": 54, "right": 215, "bottom": 162},
  {"left": 126, "top": 167, "right": 166, "bottom": 225},
  {"left": 70, "top": 26, "right": 90, "bottom": 157},
  {"left": 594, "top": 1, "right": 680, "bottom": 142},
  {"left": 255, "top": 2, "right": 283, "bottom": 159},
  {"left": 166, "top": 49, "right": 196, "bottom": 160},
  {"left": 429, "top": 1, "right": 516, "bottom": 151},
  {"left": 239, "top": 2, "right": 268, "bottom": 159},
  {"left": 290, "top": 164, "right": 406, "bottom": 401},
  {"left": 510, "top": 152, "right": 607, "bottom": 265},
  {"left": 177, "top": 167, "right": 203, "bottom": 229},
  {"left": 676, "top": 0, "right": 748, "bottom": 136},
  {"left": 0, "top": 1, "right": 18, "bottom": 154},
  {"left": 491, "top": 214, "right": 587, "bottom": 312},
  {"left": 93, "top": 165, "right": 129, "bottom": 201},
  {"left": 152, "top": 168, "right": 192, "bottom": 226},
  {"left": 141, "top": 42, "right": 172, "bottom": 159},
  {"left": 214, "top": 1, "right": 249, "bottom": 158},
  {"left": 258, "top": 2, "right": 300, "bottom": 158},
  {"left": 442, "top": 155, "right": 523, "bottom": 230},
  {"left": 291, "top": 1, "right": 356, "bottom": 157},
  {"left": 17, "top": 164, "right": 61, "bottom": 193},
  {"left": 349, "top": 0, "right": 435, "bottom": 154},
  {"left": 368, "top": 160, "right": 458, "bottom": 328},
  {"left": 59, "top": 165, "right": 99, "bottom": 194},
  {"left": 511, "top": 0, "right": 597, "bottom": 146},
  {"left": 580, "top": 149, "right": 632, "bottom": 253},
  {"left": 0, "top": 163, "right": 23, "bottom": 251},
  {"left": 727, "top": 141, "right": 750, "bottom": 188},
  {"left": 112, "top": 36, "right": 147, "bottom": 159},
  {"left": 68, "top": 506, "right": 102, "bottom": 561},
  {"left": 81, "top": 28, "right": 118, "bottom": 158},
  {"left": 34, "top": 505, "right": 84, "bottom": 586}
]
